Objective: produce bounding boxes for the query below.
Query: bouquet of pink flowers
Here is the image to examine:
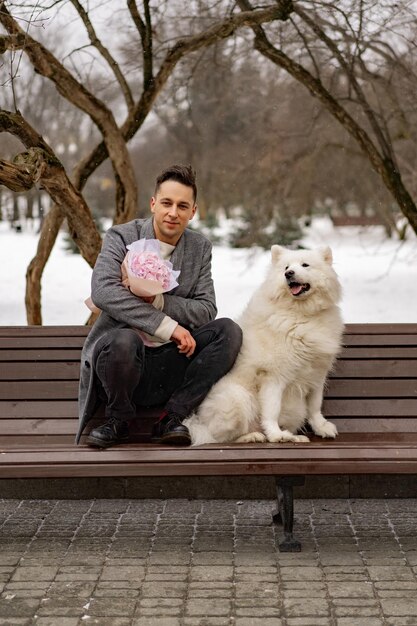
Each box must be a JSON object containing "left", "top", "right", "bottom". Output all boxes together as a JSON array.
[
  {"left": 85, "top": 238, "right": 180, "bottom": 314},
  {"left": 121, "top": 238, "right": 180, "bottom": 297}
]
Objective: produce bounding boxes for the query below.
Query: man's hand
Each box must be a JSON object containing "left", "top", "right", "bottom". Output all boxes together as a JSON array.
[{"left": 171, "top": 325, "right": 196, "bottom": 357}]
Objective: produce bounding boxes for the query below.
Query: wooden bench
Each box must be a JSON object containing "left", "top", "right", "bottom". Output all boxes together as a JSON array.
[{"left": 1, "top": 323, "right": 417, "bottom": 551}]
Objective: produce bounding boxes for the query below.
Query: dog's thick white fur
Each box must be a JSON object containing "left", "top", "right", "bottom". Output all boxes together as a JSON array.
[{"left": 184, "top": 245, "right": 344, "bottom": 445}]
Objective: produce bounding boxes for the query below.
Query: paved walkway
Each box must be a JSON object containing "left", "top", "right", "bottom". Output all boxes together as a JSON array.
[{"left": 0, "top": 498, "right": 416, "bottom": 626}]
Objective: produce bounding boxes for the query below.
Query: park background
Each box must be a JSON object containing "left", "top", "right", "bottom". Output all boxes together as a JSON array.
[
  {"left": 1, "top": 1, "right": 417, "bottom": 325},
  {"left": 0, "top": 216, "right": 416, "bottom": 325}
]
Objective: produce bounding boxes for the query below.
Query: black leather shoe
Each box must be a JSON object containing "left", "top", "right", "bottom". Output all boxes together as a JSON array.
[
  {"left": 87, "top": 417, "right": 129, "bottom": 448},
  {"left": 151, "top": 413, "right": 191, "bottom": 446}
]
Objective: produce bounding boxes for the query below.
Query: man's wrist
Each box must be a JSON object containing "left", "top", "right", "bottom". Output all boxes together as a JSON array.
[{"left": 154, "top": 316, "right": 178, "bottom": 342}]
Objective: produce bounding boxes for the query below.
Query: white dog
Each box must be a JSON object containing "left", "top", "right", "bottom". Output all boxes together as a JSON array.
[{"left": 184, "top": 245, "right": 344, "bottom": 445}]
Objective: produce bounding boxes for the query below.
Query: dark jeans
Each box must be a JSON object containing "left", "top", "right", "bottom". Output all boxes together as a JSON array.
[{"left": 91, "top": 318, "right": 242, "bottom": 422}]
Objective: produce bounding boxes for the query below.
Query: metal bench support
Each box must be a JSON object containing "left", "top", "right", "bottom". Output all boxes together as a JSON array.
[{"left": 273, "top": 475, "right": 305, "bottom": 552}]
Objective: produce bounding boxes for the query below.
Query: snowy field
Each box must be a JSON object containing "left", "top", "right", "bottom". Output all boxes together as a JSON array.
[{"left": 0, "top": 217, "right": 416, "bottom": 325}]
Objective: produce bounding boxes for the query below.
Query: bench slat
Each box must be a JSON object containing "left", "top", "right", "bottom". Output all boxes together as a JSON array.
[
  {"left": 0, "top": 326, "right": 89, "bottom": 337},
  {"left": 2, "top": 460, "right": 417, "bottom": 478},
  {"left": 3, "top": 431, "right": 417, "bottom": 450},
  {"left": 323, "top": 398, "right": 417, "bottom": 416},
  {"left": 2, "top": 379, "right": 416, "bottom": 401},
  {"left": 0, "top": 419, "right": 78, "bottom": 435},
  {"left": 332, "top": 417, "right": 417, "bottom": 432},
  {"left": 331, "top": 360, "right": 417, "bottom": 378},
  {"left": 0, "top": 350, "right": 83, "bottom": 362},
  {"left": 0, "top": 322, "right": 413, "bottom": 336},
  {"left": 342, "top": 335, "right": 417, "bottom": 346},
  {"left": 2, "top": 414, "right": 416, "bottom": 438},
  {"left": 0, "top": 381, "right": 78, "bottom": 400},
  {"left": 326, "top": 380, "right": 417, "bottom": 397},
  {"left": 0, "top": 337, "right": 86, "bottom": 349},
  {"left": 1, "top": 416, "right": 417, "bottom": 437},
  {"left": 3, "top": 360, "right": 417, "bottom": 381},
  {"left": 2, "top": 432, "right": 417, "bottom": 449},
  {"left": 344, "top": 323, "right": 417, "bottom": 334},
  {"left": 0, "top": 435, "right": 79, "bottom": 446},
  {"left": 0, "top": 400, "right": 78, "bottom": 418},
  {"left": 3, "top": 460, "right": 417, "bottom": 478},
  {"left": 0, "top": 363, "right": 80, "bottom": 380},
  {"left": 0, "top": 417, "right": 153, "bottom": 435},
  {"left": 1, "top": 323, "right": 416, "bottom": 336},
  {"left": 1, "top": 327, "right": 416, "bottom": 344},
  {"left": 339, "top": 347, "right": 417, "bottom": 359},
  {"left": 2, "top": 435, "right": 417, "bottom": 478}
]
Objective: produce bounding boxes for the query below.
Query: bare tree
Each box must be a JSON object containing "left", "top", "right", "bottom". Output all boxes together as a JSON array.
[
  {"left": 145, "top": 36, "right": 397, "bottom": 244},
  {"left": 236, "top": 0, "right": 417, "bottom": 235},
  {"left": 0, "top": 0, "right": 293, "bottom": 323}
]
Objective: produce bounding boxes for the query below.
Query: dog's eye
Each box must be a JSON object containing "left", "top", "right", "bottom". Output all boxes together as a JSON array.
[
  {"left": 302, "top": 263, "right": 309, "bottom": 268},
  {"left": 285, "top": 266, "right": 289, "bottom": 270}
]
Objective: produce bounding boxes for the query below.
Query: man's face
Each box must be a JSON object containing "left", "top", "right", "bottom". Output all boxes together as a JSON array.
[{"left": 151, "top": 180, "right": 196, "bottom": 245}]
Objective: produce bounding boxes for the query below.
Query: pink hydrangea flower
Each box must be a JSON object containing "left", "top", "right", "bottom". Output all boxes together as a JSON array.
[
  {"left": 129, "top": 251, "right": 171, "bottom": 290},
  {"left": 122, "top": 238, "right": 181, "bottom": 297}
]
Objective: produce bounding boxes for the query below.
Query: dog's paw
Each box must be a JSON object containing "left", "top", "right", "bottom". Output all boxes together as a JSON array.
[
  {"left": 235, "top": 431, "right": 267, "bottom": 444},
  {"left": 268, "top": 430, "right": 310, "bottom": 444},
  {"left": 293, "top": 434, "right": 310, "bottom": 443},
  {"left": 313, "top": 420, "right": 338, "bottom": 439}
]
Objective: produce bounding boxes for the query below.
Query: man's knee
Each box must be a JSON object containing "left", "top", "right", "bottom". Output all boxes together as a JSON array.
[
  {"left": 216, "top": 317, "right": 242, "bottom": 345},
  {"left": 212, "top": 318, "right": 243, "bottom": 362},
  {"left": 94, "top": 329, "right": 144, "bottom": 365}
]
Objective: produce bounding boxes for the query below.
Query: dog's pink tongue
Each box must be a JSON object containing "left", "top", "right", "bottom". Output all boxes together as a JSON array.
[{"left": 291, "top": 284, "right": 303, "bottom": 295}]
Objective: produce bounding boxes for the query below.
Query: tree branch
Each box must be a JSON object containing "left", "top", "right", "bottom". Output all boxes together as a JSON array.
[
  {"left": 74, "top": 2, "right": 294, "bottom": 188},
  {"left": 0, "top": 152, "right": 46, "bottom": 191},
  {"left": 314, "top": 13, "right": 417, "bottom": 85},
  {"left": 235, "top": 0, "right": 417, "bottom": 234},
  {"left": 0, "top": 110, "right": 101, "bottom": 267},
  {"left": 69, "top": 0, "right": 134, "bottom": 111},
  {"left": 0, "top": 33, "right": 26, "bottom": 53},
  {"left": 0, "top": 0, "right": 138, "bottom": 222},
  {"left": 127, "top": 0, "right": 153, "bottom": 88},
  {"left": 292, "top": 3, "right": 395, "bottom": 161}
]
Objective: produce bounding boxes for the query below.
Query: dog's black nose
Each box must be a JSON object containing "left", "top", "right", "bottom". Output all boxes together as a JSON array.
[{"left": 285, "top": 270, "right": 294, "bottom": 279}]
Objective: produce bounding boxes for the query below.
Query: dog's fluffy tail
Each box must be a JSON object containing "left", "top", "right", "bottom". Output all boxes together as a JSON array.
[
  {"left": 184, "top": 417, "right": 218, "bottom": 446},
  {"left": 184, "top": 379, "right": 258, "bottom": 445}
]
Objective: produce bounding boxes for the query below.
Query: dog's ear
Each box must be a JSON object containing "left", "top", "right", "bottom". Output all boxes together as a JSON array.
[
  {"left": 271, "top": 245, "right": 285, "bottom": 262},
  {"left": 319, "top": 246, "right": 333, "bottom": 264}
]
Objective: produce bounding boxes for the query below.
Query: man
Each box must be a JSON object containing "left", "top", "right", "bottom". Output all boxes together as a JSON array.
[{"left": 76, "top": 165, "right": 242, "bottom": 448}]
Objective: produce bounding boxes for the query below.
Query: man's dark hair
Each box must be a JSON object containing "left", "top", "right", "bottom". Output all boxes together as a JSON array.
[{"left": 155, "top": 164, "right": 197, "bottom": 203}]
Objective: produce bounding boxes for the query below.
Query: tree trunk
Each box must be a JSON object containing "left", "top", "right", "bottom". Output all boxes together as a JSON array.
[
  {"left": 36, "top": 190, "right": 44, "bottom": 230},
  {"left": 380, "top": 159, "right": 417, "bottom": 234},
  {"left": 26, "top": 189, "right": 34, "bottom": 221},
  {"left": 0, "top": 146, "right": 101, "bottom": 267},
  {"left": 12, "top": 195, "right": 19, "bottom": 225},
  {"left": 25, "top": 204, "right": 65, "bottom": 325}
]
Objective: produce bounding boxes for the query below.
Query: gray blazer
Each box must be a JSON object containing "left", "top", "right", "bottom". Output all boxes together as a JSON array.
[{"left": 76, "top": 217, "right": 217, "bottom": 443}]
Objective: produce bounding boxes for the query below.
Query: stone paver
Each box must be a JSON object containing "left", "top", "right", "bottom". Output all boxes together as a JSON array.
[{"left": 0, "top": 498, "right": 416, "bottom": 625}]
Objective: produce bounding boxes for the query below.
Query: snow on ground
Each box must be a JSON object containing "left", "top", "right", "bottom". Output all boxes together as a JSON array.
[{"left": 0, "top": 217, "right": 416, "bottom": 325}]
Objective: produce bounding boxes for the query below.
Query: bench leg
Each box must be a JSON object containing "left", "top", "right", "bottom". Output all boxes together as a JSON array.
[{"left": 273, "top": 476, "right": 305, "bottom": 552}]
